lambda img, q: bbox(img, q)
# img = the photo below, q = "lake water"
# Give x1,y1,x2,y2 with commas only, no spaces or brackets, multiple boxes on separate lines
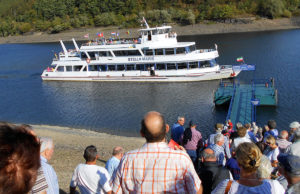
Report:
1,29,300,138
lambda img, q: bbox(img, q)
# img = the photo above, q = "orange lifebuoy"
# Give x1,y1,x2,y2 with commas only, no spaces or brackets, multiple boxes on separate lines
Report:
231,72,236,77
86,58,91,63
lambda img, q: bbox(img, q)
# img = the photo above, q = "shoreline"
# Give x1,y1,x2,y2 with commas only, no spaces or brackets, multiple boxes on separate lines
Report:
32,124,145,193
1,17,300,44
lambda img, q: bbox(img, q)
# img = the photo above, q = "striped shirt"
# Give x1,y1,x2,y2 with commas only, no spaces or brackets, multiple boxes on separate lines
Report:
111,142,201,194
31,167,48,194
212,179,285,194
208,133,231,159
208,144,226,166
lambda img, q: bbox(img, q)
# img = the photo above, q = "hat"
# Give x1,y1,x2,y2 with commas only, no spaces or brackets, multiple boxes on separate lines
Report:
278,154,300,176
189,120,196,127
289,121,300,129
215,123,224,131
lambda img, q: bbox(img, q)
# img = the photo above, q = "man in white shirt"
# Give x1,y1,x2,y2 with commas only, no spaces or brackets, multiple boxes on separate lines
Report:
70,145,112,194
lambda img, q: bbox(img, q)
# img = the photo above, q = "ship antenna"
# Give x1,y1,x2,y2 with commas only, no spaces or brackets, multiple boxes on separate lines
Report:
142,17,149,29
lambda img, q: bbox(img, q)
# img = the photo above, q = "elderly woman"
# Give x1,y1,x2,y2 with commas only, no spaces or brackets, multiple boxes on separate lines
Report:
257,155,273,180
263,135,280,169
212,142,284,194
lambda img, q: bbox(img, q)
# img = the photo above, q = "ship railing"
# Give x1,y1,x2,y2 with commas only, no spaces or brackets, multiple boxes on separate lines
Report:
82,39,142,46
195,49,216,53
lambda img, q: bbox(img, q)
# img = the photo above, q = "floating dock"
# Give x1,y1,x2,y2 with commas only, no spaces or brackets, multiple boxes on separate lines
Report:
214,78,277,125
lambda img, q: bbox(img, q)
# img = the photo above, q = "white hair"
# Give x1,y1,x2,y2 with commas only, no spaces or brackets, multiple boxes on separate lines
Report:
214,134,224,143
177,116,184,121
40,137,53,153
257,155,272,179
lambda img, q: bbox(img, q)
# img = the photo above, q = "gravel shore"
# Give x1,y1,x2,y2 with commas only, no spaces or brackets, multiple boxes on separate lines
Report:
1,17,300,44
33,124,145,193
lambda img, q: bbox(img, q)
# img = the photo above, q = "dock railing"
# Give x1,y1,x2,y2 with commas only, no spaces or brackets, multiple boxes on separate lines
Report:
225,79,237,122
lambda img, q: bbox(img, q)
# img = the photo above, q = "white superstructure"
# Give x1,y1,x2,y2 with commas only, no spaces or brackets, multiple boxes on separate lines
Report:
41,21,241,82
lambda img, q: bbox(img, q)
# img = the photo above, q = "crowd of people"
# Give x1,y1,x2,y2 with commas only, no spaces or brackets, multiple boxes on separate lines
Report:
1,112,300,194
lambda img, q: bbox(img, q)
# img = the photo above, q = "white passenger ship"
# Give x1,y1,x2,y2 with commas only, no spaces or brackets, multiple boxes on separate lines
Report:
41,20,241,82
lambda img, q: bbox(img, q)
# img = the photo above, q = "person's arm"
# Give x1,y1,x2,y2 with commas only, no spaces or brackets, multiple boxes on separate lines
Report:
196,184,203,194
224,137,231,159
70,186,76,194
106,190,112,194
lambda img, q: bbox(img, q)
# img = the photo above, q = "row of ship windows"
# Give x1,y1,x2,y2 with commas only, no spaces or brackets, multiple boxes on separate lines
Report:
82,45,197,59
55,60,215,72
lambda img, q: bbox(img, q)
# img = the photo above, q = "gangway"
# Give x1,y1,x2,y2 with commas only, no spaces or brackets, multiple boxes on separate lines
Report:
214,78,277,126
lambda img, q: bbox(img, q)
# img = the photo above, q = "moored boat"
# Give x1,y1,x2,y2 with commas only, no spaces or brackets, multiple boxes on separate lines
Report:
41,19,241,82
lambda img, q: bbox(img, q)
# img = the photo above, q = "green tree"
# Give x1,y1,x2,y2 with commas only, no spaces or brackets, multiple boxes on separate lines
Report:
257,0,285,18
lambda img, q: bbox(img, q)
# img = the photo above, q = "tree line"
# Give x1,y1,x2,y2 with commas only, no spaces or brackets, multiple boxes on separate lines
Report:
0,0,299,37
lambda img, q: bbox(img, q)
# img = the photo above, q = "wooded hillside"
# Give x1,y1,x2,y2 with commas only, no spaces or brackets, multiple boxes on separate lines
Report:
0,0,299,37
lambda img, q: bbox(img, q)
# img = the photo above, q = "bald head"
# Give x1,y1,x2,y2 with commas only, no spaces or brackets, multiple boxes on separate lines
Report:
202,148,216,162
141,111,166,142
280,130,289,140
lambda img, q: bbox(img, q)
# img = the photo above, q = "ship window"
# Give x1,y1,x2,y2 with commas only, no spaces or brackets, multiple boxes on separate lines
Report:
117,65,125,71
143,49,153,56
167,63,176,70
156,63,165,70
81,52,87,59
189,45,196,52
127,50,141,56
176,47,185,54
189,62,198,69
114,50,126,56
100,65,107,71
177,63,187,69
210,59,217,66
87,52,96,60
154,49,164,56
57,66,64,72
74,66,82,71
99,51,112,57
200,60,211,68
89,65,98,71
83,67,87,71
126,64,135,71
66,66,72,72
136,64,144,70
152,30,158,35
108,65,115,71
165,48,174,55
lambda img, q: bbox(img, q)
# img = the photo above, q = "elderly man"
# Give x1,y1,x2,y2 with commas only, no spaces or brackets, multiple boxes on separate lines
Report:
40,137,59,194
208,134,227,166
111,111,202,193
70,145,112,194
197,148,231,194
207,123,231,160
289,121,300,142
171,116,185,143
0,123,41,194
286,128,300,156
278,154,300,193
105,146,124,177
276,130,292,153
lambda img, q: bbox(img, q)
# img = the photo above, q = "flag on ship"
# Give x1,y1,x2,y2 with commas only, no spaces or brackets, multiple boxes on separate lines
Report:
116,32,119,37
111,32,116,36
126,31,130,35
236,57,244,62
84,33,89,38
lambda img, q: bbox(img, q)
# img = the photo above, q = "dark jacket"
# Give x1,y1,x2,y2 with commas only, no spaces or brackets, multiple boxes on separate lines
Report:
197,161,231,194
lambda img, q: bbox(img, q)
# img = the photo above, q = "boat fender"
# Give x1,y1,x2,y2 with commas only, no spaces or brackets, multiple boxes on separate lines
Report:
86,58,91,63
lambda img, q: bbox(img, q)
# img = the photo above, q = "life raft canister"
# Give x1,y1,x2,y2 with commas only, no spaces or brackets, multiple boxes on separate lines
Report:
86,58,91,63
